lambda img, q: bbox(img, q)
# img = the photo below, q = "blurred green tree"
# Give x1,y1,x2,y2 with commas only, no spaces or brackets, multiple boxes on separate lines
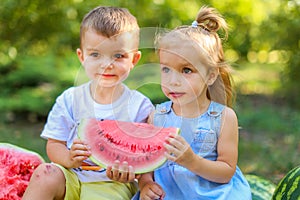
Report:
260,0,300,108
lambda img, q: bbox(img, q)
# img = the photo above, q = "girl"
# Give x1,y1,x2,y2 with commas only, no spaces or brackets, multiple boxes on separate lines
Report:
135,6,252,200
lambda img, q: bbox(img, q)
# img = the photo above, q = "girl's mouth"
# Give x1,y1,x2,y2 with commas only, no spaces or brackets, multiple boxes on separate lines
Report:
169,92,184,98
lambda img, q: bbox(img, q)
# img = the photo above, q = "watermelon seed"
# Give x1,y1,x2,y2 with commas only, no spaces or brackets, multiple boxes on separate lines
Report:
99,144,104,151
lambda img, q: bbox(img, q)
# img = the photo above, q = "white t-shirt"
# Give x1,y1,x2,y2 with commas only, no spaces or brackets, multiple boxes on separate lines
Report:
41,82,154,182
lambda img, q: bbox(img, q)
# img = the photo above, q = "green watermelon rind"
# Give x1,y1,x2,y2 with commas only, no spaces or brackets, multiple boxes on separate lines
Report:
245,174,276,200
0,143,45,163
78,119,180,174
272,166,300,200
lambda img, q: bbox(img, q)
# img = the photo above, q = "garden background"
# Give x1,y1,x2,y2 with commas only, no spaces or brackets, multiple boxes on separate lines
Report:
0,0,299,185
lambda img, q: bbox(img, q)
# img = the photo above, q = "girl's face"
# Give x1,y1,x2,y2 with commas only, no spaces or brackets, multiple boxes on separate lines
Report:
77,29,140,88
159,49,212,107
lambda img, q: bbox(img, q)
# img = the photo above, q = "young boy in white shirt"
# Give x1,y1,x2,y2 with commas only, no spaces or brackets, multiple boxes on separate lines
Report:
23,6,153,200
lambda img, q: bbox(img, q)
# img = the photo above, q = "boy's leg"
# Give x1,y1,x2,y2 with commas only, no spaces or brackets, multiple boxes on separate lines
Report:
80,181,137,200
22,163,66,200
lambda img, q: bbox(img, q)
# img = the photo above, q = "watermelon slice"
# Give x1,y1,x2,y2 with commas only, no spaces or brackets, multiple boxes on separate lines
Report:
78,119,179,173
0,143,44,200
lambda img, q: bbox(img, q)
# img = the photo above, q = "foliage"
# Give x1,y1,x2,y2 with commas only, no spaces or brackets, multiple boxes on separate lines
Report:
259,0,300,109
0,53,79,116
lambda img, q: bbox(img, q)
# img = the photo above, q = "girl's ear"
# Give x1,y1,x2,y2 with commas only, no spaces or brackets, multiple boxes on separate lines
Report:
76,48,84,64
207,68,219,86
132,51,142,66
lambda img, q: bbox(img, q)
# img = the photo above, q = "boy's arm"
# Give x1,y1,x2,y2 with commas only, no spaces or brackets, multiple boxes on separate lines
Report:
46,138,91,168
105,160,139,183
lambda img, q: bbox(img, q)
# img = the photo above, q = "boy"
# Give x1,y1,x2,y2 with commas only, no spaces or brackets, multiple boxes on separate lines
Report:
22,6,153,200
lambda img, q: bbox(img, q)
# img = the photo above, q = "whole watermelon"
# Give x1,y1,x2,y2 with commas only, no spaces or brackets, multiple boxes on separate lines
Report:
0,143,44,200
245,174,276,200
272,166,300,200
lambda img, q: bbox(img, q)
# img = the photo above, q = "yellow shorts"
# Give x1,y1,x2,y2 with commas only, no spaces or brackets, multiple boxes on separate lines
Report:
54,164,137,200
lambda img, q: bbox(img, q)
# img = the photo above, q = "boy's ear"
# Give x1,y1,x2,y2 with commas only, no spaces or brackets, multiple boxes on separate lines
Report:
207,68,219,86
132,51,141,66
76,48,84,64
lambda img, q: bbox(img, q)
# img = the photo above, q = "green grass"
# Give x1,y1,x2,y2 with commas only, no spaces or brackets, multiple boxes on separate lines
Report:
0,118,48,161
235,95,300,184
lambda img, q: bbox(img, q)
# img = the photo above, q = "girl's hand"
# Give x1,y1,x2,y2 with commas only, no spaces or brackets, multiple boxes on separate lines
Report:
164,133,196,167
140,182,165,200
69,138,91,168
106,160,140,183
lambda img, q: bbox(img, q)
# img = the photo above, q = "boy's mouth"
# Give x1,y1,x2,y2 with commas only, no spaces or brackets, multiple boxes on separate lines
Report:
99,73,115,78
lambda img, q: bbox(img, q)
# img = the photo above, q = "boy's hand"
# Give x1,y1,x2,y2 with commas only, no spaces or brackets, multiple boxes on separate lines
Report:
140,182,165,200
164,133,195,168
69,138,91,168
106,160,140,183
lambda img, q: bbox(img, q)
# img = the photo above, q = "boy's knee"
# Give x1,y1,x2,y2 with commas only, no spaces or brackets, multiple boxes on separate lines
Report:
31,163,65,184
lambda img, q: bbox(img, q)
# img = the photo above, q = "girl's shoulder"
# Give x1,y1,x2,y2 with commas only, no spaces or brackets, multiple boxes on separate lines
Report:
222,106,238,123
207,101,225,117
208,101,237,118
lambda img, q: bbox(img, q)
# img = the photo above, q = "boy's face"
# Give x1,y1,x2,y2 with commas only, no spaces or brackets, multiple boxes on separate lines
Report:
77,29,140,88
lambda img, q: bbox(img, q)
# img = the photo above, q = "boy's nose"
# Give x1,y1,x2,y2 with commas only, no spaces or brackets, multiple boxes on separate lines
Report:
99,57,114,69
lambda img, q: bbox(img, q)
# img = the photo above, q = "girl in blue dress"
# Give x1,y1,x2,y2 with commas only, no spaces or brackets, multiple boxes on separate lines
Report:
134,6,252,200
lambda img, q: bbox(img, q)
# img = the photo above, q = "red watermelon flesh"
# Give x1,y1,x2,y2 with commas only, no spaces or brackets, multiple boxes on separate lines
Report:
78,119,179,173
0,143,44,200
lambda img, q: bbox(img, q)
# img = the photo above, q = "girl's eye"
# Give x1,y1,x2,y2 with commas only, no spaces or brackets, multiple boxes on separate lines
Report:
114,53,124,59
182,67,192,74
161,66,170,73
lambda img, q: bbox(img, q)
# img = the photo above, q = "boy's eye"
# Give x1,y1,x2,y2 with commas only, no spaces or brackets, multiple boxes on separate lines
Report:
114,53,124,59
182,67,192,74
90,52,100,57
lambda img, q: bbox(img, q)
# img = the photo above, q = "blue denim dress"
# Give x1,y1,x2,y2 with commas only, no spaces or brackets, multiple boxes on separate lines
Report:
133,101,252,200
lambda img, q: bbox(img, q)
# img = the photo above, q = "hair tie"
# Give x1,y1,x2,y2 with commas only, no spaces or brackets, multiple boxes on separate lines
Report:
191,20,198,28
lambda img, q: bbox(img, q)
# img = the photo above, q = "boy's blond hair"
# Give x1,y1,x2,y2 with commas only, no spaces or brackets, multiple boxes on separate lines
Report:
79,6,139,48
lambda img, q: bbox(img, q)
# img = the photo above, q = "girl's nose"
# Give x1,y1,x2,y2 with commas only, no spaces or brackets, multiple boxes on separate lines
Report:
169,72,181,86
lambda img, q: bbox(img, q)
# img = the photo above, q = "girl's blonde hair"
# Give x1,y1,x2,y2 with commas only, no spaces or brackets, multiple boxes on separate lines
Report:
157,6,234,107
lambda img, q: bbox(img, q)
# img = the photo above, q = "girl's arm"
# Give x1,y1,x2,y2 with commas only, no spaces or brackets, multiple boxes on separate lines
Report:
46,138,91,168
165,107,238,183
138,172,165,200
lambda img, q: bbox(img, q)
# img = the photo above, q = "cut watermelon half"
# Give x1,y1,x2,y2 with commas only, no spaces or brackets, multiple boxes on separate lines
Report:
0,143,44,200
78,119,179,174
